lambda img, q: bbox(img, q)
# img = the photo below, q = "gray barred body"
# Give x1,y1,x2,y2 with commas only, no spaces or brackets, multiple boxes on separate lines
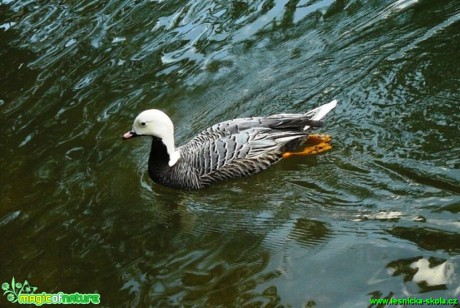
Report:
123,100,337,190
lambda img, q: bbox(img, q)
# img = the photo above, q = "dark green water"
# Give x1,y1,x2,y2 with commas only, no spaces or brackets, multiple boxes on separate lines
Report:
1,0,460,306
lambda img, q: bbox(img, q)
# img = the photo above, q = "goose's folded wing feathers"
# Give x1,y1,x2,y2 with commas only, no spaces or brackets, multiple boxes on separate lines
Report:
184,114,322,149
180,128,305,184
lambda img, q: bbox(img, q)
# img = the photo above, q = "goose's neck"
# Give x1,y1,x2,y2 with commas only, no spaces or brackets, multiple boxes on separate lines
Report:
149,136,180,168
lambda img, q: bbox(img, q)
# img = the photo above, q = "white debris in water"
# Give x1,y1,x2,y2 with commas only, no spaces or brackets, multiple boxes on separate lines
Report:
353,211,404,221
411,258,455,286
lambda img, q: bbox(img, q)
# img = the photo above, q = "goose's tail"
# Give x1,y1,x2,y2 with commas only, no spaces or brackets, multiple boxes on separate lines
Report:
304,100,338,130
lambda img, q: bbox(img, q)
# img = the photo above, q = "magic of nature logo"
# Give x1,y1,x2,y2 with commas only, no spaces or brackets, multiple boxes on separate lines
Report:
2,277,100,306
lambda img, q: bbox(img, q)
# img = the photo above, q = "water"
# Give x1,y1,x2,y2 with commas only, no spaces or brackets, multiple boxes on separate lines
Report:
1,0,459,306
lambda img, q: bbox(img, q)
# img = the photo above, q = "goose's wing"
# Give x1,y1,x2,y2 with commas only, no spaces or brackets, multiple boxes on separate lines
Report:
184,115,322,149
180,127,306,187
183,117,264,150
183,100,337,147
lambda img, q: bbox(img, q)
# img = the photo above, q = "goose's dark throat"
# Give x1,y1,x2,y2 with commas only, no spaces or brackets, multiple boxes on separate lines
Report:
148,137,171,168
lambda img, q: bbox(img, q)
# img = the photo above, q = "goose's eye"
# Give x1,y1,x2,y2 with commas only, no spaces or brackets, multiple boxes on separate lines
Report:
141,122,146,126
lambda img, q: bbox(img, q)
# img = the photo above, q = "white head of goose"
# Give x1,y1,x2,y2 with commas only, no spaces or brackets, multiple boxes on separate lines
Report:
123,109,180,167
123,100,337,190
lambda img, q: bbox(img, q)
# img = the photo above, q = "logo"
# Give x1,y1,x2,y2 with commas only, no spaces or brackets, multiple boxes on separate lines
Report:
2,278,100,305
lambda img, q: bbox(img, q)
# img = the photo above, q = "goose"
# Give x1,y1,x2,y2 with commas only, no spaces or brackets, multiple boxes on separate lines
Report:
123,100,337,189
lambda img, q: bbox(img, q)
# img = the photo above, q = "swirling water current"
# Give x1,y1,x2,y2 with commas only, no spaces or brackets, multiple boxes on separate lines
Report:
1,0,459,306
